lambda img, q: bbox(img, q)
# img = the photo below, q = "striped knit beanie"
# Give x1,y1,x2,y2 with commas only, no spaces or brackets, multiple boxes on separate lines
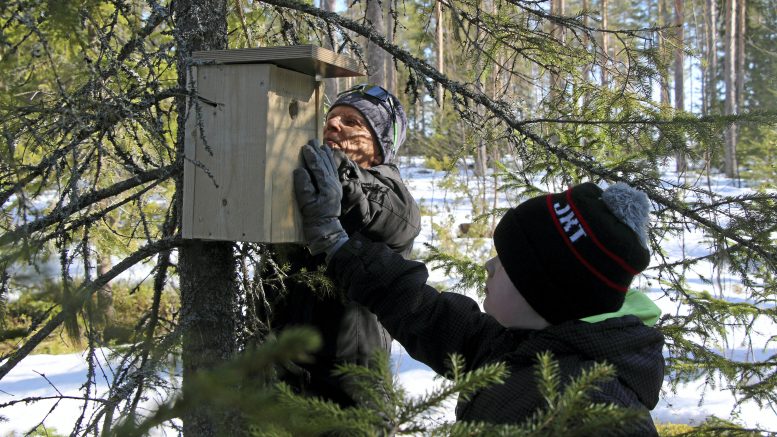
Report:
329,91,407,164
493,182,652,324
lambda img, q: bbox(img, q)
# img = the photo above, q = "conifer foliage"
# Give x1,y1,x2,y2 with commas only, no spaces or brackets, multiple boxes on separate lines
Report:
1,0,776,435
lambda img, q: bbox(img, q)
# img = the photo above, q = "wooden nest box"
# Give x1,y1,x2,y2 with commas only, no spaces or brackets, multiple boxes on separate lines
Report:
183,45,365,243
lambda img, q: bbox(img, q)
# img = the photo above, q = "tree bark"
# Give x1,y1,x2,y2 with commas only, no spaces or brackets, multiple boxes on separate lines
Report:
178,241,240,436
601,0,609,87
704,0,718,116
723,0,738,177
674,0,687,172
322,0,339,104
366,0,387,87
173,1,242,435
735,0,746,113
436,0,444,109
386,4,396,93
474,0,492,178
658,0,671,105
549,0,565,97
581,0,591,108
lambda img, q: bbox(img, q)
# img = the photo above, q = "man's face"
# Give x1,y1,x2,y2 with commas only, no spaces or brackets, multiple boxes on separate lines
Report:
483,256,550,329
324,105,382,168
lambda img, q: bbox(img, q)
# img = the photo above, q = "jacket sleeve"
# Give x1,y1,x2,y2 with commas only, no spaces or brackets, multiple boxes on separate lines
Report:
335,152,421,257
328,233,509,376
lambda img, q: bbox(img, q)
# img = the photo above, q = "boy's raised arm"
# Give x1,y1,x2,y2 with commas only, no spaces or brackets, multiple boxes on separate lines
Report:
327,234,509,375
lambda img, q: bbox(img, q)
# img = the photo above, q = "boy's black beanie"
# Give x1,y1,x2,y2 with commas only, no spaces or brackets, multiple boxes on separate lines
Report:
493,183,651,324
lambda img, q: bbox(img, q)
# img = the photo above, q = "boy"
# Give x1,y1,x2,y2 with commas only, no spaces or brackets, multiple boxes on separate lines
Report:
293,143,665,435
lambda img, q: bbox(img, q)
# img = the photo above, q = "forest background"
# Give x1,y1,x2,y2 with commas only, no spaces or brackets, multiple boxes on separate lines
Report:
1,0,776,435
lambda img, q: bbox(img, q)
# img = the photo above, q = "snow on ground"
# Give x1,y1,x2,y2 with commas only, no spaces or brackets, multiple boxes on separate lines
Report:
1,156,776,435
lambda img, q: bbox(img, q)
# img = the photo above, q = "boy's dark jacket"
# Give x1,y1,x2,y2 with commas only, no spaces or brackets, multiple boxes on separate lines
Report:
329,234,666,435
271,154,420,406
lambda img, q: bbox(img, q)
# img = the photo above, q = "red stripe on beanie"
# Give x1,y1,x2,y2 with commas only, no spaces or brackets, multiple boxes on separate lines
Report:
546,194,628,293
565,189,640,275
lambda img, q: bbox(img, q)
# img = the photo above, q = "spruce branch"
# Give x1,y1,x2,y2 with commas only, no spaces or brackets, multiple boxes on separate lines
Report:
0,164,179,247
0,237,181,380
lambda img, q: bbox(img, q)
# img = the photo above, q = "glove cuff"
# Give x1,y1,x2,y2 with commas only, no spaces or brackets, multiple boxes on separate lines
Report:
324,234,350,264
307,223,348,257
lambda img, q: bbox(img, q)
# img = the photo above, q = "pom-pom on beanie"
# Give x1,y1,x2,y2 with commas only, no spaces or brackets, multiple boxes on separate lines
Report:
329,91,407,164
493,182,651,324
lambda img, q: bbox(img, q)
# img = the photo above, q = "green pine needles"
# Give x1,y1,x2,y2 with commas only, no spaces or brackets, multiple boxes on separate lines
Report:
126,334,650,436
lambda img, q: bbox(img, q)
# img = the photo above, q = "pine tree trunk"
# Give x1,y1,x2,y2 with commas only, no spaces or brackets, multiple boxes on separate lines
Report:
581,0,591,108
549,0,565,97
601,0,609,87
474,0,491,178
674,0,687,172
735,0,746,113
658,0,671,105
366,0,387,87
322,0,339,104
723,0,738,177
173,1,242,435
436,0,444,109
704,0,718,116
386,5,396,93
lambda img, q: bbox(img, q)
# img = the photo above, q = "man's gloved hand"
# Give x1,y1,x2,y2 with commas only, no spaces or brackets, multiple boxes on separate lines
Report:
329,147,369,224
293,139,349,260
330,147,349,173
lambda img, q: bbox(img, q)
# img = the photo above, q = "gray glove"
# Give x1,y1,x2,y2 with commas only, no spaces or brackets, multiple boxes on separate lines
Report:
293,139,349,260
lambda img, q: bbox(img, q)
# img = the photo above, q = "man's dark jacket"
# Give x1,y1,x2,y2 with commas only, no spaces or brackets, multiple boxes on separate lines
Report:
328,234,666,435
271,152,420,407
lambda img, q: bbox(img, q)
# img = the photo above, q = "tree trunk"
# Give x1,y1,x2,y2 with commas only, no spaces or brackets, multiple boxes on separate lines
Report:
658,0,671,105
366,0,387,87
386,5,396,93
674,0,687,172
436,0,444,109
601,0,609,87
581,0,591,108
474,0,492,178
704,0,718,116
173,1,242,435
322,0,339,104
723,0,738,178
735,0,746,113
550,0,565,97
178,242,240,436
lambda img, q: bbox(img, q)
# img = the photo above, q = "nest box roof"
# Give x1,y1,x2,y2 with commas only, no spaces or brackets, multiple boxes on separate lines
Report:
192,45,366,78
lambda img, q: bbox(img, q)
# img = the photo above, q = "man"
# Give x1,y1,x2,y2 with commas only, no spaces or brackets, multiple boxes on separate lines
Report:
270,84,421,407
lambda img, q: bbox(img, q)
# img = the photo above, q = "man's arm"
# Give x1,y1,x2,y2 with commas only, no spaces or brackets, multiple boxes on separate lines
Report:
333,149,421,256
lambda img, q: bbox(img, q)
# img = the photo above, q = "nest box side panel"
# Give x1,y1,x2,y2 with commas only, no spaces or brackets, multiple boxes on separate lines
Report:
264,66,322,242
182,67,198,239
184,63,270,241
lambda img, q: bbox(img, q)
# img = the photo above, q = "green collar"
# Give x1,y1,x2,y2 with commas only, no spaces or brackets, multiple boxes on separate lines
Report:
581,289,661,326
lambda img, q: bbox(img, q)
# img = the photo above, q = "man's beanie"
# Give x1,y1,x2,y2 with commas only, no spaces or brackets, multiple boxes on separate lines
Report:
329,90,407,164
493,182,652,324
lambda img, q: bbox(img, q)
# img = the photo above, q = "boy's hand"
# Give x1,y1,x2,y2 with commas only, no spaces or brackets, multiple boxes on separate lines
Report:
293,140,349,259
